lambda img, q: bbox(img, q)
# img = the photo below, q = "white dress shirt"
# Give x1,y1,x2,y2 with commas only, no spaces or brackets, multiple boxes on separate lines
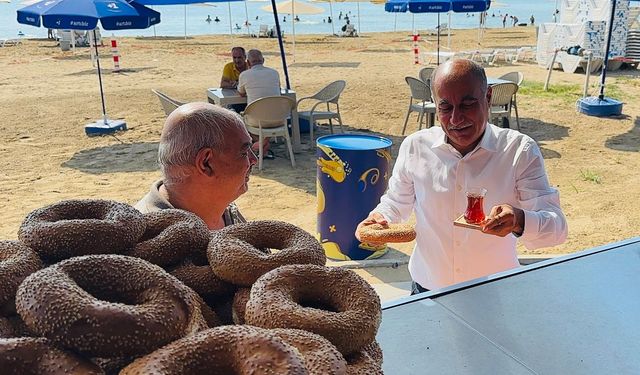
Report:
237,64,281,105
373,124,568,290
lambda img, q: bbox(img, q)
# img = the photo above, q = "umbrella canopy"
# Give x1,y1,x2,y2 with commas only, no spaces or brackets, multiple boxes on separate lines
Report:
385,0,489,64
261,0,324,61
18,0,160,30
17,0,161,135
136,0,247,37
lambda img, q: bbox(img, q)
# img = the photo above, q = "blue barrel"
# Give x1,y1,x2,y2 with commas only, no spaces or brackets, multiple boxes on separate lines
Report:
317,134,393,260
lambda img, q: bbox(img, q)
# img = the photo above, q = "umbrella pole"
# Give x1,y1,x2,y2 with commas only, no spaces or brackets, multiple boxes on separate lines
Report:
292,2,296,62
357,2,361,34
329,1,335,36
93,30,108,124
599,0,616,100
447,11,451,48
271,0,291,89
228,2,233,35
244,0,250,36
437,13,440,65
184,5,187,40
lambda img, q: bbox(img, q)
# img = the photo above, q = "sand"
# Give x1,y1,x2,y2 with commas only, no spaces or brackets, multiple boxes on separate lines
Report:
1,27,639,259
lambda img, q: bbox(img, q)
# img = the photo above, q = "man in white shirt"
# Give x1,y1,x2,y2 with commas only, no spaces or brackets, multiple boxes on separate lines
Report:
356,59,568,293
237,49,281,156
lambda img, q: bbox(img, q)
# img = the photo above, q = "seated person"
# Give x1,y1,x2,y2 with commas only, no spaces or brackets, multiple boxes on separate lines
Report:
237,49,282,158
136,102,257,229
220,46,249,112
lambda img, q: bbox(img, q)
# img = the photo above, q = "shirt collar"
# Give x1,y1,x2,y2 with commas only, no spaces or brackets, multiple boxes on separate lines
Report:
432,123,498,154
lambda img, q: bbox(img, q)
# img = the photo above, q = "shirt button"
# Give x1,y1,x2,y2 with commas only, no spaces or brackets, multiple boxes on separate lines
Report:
457,185,462,191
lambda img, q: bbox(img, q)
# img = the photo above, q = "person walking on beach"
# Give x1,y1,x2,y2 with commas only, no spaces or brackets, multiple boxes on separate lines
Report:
355,59,568,294
237,49,281,159
502,14,508,28
135,103,255,229
512,15,519,27
530,15,535,25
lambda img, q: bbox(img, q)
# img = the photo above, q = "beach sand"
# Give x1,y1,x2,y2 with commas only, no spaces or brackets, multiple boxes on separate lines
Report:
1,27,639,276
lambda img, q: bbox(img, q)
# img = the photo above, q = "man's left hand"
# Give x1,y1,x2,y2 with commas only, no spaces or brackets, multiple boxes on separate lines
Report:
481,204,524,237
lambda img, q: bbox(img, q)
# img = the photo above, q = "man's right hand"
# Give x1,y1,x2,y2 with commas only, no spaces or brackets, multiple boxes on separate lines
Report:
355,212,388,244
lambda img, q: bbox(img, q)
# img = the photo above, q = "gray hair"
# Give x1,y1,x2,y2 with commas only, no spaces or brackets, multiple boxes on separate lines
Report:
158,103,244,185
431,58,488,98
247,49,264,66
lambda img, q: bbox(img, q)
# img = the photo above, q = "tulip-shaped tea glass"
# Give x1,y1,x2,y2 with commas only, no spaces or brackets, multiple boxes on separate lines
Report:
464,187,487,224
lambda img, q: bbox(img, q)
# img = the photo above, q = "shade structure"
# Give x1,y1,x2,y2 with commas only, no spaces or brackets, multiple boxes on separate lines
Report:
385,0,489,64
17,0,161,135
577,0,639,117
136,0,248,38
262,0,324,61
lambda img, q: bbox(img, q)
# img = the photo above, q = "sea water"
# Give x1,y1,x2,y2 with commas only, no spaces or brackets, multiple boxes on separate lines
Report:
0,0,562,39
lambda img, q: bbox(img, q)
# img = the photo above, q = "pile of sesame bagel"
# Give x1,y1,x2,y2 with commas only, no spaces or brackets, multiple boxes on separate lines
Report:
0,199,384,375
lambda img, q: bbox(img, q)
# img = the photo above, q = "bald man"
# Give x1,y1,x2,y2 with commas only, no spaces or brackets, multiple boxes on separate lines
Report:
356,59,567,294
136,102,258,230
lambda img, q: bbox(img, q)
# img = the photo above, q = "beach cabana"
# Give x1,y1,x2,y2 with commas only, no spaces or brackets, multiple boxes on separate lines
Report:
17,0,161,136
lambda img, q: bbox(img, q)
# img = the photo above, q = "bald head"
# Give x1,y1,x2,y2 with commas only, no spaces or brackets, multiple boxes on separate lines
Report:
431,59,487,98
247,49,264,66
158,102,245,184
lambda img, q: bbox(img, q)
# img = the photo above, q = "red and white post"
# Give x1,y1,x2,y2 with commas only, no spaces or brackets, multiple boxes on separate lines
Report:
412,33,420,65
110,37,121,72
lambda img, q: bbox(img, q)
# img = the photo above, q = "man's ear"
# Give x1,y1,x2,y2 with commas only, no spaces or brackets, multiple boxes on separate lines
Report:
195,148,215,177
486,86,493,104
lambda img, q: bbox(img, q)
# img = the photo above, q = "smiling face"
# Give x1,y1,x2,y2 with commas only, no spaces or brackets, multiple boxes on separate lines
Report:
432,60,492,156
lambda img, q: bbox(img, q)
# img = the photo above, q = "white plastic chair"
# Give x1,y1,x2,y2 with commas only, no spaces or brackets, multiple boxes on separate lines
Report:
258,24,269,38
418,67,434,84
489,82,519,130
498,72,524,131
151,89,185,116
296,80,346,142
402,76,436,135
243,96,296,171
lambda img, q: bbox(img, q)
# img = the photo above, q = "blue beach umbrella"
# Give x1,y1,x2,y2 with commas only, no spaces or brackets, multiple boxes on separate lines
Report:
385,0,489,64
17,0,161,136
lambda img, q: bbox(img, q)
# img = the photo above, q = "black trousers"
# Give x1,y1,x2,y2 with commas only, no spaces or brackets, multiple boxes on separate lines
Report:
411,281,430,295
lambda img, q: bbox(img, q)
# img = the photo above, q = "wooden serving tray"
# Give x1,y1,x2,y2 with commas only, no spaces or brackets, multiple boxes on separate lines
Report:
453,215,483,231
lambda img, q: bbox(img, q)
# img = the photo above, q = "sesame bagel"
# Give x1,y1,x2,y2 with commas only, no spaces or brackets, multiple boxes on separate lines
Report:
0,337,105,375
120,325,308,375
169,256,235,298
15,255,208,357
271,328,347,375
358,223,416,243
18,199,145,263
245,264,382,356
231,287,251,324
128,209,210,267
0,241,43,308
345,341,383,375
208,220,326,287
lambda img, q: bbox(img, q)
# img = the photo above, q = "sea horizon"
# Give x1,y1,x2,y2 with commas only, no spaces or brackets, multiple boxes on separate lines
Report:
1,0,562,39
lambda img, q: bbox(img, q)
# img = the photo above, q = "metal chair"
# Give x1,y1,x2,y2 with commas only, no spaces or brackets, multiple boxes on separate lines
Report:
418,67,434,85
497,72,524,131
489,82,519,130
296,80,346,142
151,89,185,116
402,76,436,135
243,96,296,171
